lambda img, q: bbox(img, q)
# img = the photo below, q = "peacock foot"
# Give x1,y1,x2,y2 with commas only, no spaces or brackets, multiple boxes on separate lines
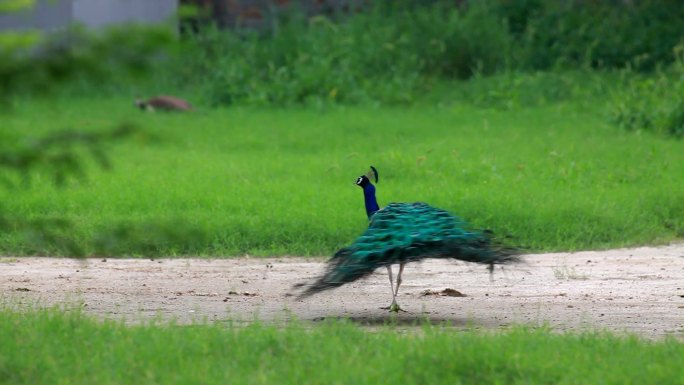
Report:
381,303,406,313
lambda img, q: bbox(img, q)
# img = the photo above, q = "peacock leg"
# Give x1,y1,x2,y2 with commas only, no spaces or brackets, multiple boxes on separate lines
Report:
380,265,399,311
387,265,396,304
394,263,405,297
389,263,406,312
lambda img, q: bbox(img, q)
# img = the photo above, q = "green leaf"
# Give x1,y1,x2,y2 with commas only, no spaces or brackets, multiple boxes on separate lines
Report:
0,30,43,52
0,0,35,13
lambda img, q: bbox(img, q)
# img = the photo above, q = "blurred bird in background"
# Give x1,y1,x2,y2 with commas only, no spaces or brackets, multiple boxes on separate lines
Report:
134,95,194,112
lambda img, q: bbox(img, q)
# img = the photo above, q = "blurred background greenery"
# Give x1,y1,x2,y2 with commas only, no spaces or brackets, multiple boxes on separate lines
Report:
1,0,682,256
5,0,684,132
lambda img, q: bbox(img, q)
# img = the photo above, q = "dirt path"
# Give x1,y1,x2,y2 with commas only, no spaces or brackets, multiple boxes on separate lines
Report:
2,244,683,338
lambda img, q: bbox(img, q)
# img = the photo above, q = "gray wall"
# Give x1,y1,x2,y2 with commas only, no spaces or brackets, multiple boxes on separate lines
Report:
73,0,177,29
0,0,177,32
0,0,72,32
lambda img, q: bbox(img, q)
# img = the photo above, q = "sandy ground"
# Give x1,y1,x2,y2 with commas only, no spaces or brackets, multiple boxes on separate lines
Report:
2,244,683,338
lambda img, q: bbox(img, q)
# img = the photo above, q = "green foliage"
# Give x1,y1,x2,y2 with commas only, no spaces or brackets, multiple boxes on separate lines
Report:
0,124,140,188
520,0,684,71
0,125,147,257
0,22,174,256
1,308,683,385
168,1,512,107
151,0,684,108
0,0,34,13
0,25,173,104
1,96,682,257
0,122,142,255
1,1,683,258
611,61,684,138
447,70,617,109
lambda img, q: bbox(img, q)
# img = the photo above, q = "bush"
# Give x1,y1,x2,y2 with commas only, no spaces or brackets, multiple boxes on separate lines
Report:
169,1,513,107
611,55,684,138
159,0,684,107
520,0,684,71
448,70,615,109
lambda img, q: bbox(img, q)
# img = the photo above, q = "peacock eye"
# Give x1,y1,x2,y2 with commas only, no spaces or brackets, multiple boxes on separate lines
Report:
355,177,363,185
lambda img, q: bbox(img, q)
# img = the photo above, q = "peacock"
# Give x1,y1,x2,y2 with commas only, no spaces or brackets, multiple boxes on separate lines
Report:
298,166,521,312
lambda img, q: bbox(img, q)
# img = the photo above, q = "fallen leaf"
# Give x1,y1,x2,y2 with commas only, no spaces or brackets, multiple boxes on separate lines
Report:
441,288,466,297
421,288,466,297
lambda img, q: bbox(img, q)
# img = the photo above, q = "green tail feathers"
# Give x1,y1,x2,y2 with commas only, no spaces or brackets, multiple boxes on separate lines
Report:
299,202,521,298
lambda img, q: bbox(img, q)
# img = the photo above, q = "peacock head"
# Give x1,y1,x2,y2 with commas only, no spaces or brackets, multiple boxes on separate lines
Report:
355,175,371,188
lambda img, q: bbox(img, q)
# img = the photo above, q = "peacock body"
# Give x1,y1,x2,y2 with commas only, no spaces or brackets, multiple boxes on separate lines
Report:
299,167,521,311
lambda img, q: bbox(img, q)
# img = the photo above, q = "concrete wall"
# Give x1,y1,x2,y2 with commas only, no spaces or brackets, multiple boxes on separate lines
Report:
0,0,72,32
73,0,178,29
0,0,177,32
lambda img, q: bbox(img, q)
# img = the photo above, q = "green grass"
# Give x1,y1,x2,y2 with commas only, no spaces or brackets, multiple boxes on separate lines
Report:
0,308,682,385
1,93,683,256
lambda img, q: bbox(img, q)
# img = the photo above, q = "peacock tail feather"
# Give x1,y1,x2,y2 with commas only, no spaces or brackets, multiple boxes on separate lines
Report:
299,202,521,298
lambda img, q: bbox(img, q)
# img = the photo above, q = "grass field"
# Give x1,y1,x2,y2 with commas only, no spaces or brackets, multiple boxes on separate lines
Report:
2,76,682,385
1,93,682,256
0,307,682,385
4,8,684,383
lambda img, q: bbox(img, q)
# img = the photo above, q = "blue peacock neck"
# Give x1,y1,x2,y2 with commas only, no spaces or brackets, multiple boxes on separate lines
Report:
360,180,380,219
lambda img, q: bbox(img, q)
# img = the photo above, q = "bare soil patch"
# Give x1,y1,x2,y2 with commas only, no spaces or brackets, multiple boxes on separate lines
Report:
2,244,683,338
